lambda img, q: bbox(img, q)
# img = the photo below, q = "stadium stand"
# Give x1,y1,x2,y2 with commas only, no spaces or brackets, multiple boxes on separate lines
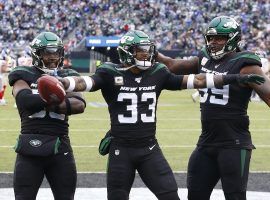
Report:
0,0,269,64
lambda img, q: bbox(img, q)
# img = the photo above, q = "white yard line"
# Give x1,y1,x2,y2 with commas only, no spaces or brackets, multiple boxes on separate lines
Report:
0,118,270,121
0,188,270,200
2,144,270,148
0,128,269,132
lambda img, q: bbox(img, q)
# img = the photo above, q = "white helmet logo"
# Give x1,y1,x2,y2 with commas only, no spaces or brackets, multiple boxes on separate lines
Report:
224,20,238,29
120,36,134,43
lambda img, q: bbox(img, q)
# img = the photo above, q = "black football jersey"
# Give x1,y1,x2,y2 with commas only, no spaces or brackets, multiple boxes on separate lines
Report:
8,66,79,136
197,48,262,148
91,62,183,139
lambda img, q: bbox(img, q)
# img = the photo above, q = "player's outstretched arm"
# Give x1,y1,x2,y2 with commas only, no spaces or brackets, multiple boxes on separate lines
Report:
240,65,270,107
156,52,199,75
47,92,86,115
181,73,265,89
59,76,94,92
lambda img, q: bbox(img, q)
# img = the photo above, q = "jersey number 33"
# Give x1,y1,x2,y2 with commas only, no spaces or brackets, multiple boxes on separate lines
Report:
117,92,156,123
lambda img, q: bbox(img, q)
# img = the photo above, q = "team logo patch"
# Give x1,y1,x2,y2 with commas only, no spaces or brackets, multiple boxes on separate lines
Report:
29,139,42,147
115,149,120,155
114,76,124,85
201,57,208,66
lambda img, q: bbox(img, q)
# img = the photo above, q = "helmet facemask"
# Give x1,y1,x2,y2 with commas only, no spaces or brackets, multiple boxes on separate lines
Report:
39,46,64,69
117,30,156,71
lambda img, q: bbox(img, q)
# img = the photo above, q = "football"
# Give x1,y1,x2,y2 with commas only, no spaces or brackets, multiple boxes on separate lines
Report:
37,75,66,104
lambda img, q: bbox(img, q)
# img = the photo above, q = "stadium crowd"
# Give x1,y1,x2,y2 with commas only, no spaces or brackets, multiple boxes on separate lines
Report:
0,0,269,56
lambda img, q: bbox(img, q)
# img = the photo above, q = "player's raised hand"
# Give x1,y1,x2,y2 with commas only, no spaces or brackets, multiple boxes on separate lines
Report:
238,74,265,85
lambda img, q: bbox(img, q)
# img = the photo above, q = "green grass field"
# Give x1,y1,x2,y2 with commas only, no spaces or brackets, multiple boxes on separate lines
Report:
1,85,270,172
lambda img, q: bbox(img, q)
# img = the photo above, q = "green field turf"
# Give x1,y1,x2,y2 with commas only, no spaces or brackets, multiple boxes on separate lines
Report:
1,85,270,172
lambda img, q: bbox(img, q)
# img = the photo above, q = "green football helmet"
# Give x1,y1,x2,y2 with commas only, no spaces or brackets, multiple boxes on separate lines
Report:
30,32,64,71
204,16,241,60
117,30,156,70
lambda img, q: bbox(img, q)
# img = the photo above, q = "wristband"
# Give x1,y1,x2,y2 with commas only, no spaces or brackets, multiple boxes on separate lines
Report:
206,73,215,88
66,77,76,92
187,74,195,89
82,76,93,91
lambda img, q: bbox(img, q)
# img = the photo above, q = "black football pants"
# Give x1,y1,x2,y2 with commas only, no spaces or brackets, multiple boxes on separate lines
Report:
13,152,77,200
107,141,180,200
187,146,251,200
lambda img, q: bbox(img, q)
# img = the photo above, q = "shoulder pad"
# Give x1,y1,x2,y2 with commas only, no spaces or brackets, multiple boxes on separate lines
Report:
97,62,123,75
149,62,167,75
57,68,80,77
230,51,262,67
8,66,38,86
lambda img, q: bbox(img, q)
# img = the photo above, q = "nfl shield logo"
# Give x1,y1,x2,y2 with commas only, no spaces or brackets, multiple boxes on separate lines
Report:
115,149,120,155
201,57,208,66
114,77,123,85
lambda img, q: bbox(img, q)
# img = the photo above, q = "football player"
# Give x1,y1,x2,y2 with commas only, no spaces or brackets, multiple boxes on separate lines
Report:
59,30,263,200
156,16,270,200
8,32,86,200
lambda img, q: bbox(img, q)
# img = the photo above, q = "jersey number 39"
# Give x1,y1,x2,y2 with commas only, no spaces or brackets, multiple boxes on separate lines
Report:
199,85,229,105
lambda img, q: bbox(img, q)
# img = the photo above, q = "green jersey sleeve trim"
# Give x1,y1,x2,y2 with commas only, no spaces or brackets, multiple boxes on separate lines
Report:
230,53,261,63
57,69,80,77
201,47,210,59
98,63,123,75
150,63,166,75
10,66,35,75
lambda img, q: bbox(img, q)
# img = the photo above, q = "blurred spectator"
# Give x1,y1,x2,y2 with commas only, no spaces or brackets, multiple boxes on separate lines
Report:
0,0,269,56
17,49,32,66
63,54,72,69
0,60,8,105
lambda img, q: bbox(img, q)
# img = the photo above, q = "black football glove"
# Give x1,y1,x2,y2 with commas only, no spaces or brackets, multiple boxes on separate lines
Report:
238,74,265,85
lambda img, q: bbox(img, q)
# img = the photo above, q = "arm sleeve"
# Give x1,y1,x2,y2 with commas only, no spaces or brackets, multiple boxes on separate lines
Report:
90,68,108,91
16,89,47,112
162,68,184,90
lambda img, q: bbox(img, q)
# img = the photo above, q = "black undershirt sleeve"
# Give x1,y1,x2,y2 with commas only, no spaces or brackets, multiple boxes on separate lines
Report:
163,68,184,90
16,89,47,112
90,73,106,91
